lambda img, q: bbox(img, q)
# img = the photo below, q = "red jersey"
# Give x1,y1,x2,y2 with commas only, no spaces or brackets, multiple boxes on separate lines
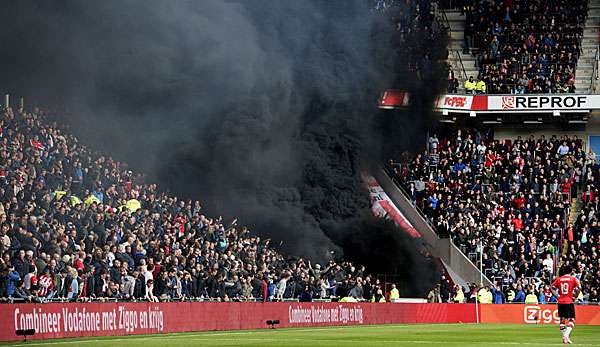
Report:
552,275,580,304
514,197,525,209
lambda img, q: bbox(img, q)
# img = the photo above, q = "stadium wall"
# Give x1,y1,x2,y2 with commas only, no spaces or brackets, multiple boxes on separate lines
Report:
374,168,493,286
2,302,600,341
480,304,600,325
1,302,472,341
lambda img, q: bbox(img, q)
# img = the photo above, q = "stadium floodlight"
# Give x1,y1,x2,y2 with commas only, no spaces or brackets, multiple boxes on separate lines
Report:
568,120,588,124
482,120,501,124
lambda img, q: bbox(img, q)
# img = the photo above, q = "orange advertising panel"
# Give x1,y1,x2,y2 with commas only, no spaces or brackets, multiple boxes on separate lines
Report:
481,304,600,325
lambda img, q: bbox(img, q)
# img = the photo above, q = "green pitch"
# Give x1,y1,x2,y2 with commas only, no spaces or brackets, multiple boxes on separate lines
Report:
3,324,600,347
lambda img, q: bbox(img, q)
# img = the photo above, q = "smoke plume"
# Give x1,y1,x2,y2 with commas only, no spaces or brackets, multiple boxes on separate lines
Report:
0,0,447,295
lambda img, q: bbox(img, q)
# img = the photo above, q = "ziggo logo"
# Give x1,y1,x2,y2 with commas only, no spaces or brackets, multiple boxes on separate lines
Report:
523,305,559,324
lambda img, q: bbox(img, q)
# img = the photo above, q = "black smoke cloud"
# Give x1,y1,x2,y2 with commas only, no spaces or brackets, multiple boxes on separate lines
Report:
0,1,446,295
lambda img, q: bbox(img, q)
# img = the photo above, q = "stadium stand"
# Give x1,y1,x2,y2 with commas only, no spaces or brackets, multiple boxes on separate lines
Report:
390,129,600,304
0,106,378,303
0,0,448,306
445,0,589,94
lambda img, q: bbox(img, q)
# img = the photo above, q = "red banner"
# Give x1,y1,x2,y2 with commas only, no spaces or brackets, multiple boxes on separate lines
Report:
3,302,599,341
480,304,600,325
0,302,475,341
363,173,421,238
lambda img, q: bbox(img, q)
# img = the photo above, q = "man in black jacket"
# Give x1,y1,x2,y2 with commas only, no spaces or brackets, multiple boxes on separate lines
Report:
84,265,96,298
56,268,69,298
13,250,29,278
133,271,145,299
94,270,108,297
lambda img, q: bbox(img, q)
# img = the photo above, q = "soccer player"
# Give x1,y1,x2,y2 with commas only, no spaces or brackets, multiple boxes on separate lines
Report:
551,264,581,344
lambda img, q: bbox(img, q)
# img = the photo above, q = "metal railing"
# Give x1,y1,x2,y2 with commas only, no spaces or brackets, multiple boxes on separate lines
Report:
591,45,599,93
3,294,599,305
449,50,468,82
437,6,451,33
384,165,442,236
0,296,339,304
437,0,463,10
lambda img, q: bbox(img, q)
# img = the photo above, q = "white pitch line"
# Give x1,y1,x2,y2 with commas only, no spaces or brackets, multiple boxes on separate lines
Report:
143,337,600,347
23,337,594,347
4,325,414,347
6,324,586,347
10,336,599,347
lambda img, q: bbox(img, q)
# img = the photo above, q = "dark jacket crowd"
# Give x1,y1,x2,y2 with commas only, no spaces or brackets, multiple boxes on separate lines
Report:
392,129,599,303
457,0,587,94
0,106,385,303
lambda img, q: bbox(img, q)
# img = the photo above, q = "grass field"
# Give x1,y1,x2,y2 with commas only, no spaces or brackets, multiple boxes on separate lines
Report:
3,324,600,347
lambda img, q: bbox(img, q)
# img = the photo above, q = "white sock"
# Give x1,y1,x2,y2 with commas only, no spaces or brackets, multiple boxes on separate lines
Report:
565,326,572,338
560,324,567,338
566,321,574,338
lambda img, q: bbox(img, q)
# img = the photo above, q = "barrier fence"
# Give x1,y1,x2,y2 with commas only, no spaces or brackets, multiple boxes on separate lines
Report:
2,302,600,341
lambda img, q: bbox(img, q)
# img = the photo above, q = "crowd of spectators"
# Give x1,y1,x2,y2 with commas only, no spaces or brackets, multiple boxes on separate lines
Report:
375,0,448,80
460,0,587,94
0,105,387,303
435,276,599,304
571,151,600,302
391,129,599,303
0,0,450,305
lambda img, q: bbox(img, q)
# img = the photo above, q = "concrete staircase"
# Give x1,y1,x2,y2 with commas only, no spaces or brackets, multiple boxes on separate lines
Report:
444,9,478,93
575,0,600,94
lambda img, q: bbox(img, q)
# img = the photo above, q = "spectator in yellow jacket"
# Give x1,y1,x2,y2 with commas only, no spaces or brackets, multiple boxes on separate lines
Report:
389,284,400,302
525,290,539,304
464,76,476,94
475,77,486,94
453,285,465,303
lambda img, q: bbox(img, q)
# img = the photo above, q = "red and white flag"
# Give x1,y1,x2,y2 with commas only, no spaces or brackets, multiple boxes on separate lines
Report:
30,139,45,150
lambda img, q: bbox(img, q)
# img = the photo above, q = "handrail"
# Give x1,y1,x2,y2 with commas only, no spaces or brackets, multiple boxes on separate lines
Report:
383,166,443,237
452,50,468,81
438,6,451,32
2,295,599,305
591,44,599,93
597,45,600,80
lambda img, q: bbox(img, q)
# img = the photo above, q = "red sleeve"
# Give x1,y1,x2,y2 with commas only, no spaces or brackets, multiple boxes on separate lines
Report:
551,277,559,288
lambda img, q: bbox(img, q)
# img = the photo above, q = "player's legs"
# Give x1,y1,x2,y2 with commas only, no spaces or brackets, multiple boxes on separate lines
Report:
559,318,569,343
563,304,576,344
557,304,570,344
565,319,575,342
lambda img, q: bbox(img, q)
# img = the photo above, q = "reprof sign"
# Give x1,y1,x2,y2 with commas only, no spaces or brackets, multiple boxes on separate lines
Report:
498,95,588,110
433,94,599,113
379,91,600,112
